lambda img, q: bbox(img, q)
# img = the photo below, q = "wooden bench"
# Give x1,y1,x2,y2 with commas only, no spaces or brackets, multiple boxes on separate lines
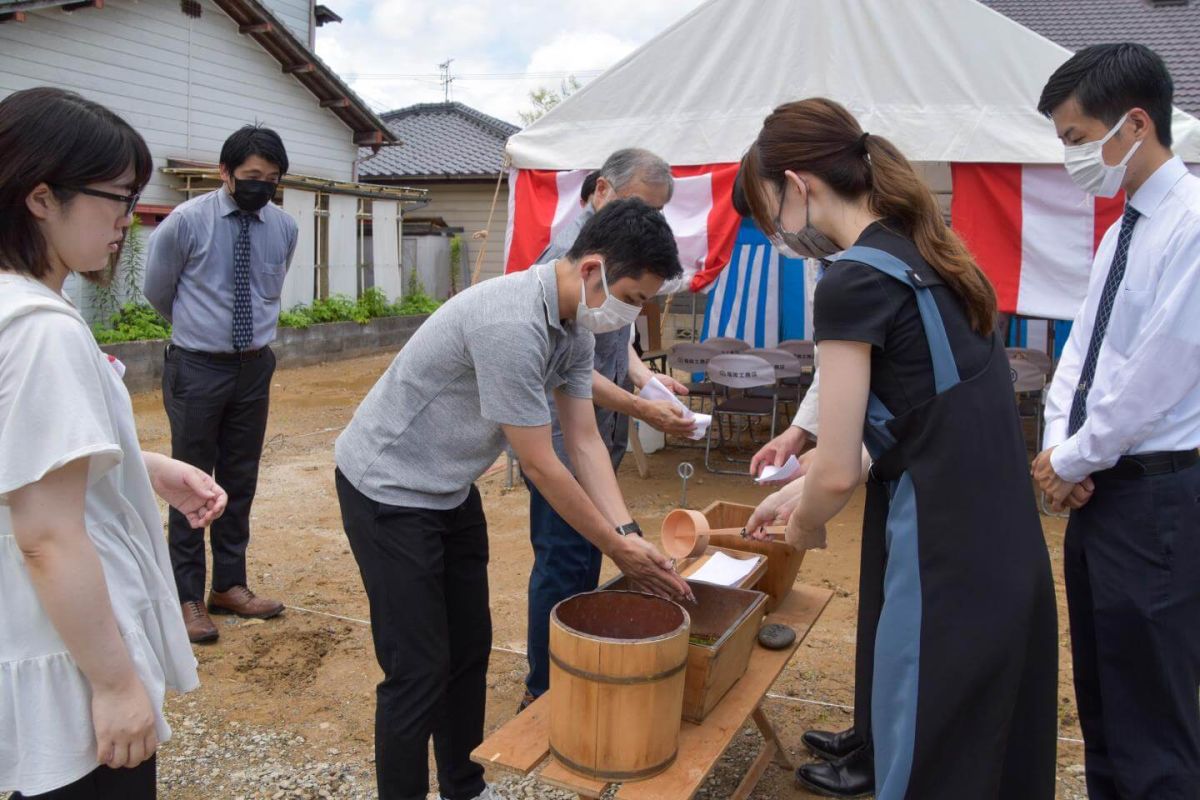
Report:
472,583,833,799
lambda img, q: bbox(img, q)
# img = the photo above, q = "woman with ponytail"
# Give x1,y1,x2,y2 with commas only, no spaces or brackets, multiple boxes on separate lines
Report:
742,98,1057,800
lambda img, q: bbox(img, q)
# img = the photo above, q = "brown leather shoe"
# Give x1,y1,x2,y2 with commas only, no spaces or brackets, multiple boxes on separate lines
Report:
181,601,219,644
207,585,284,620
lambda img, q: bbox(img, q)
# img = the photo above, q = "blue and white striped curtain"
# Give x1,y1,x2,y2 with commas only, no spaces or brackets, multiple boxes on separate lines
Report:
701,219,811,346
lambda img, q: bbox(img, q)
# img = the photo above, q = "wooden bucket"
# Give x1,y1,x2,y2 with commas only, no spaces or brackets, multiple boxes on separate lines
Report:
549,591,690,781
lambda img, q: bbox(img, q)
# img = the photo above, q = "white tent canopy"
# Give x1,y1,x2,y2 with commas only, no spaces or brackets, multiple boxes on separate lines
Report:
506,0,1200,169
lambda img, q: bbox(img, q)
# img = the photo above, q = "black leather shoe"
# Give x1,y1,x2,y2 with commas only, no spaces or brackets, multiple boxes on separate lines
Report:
802,726,864,761
795,745,874,798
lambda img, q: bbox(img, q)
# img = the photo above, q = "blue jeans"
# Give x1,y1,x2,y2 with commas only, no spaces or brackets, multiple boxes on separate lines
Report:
525,479,603,698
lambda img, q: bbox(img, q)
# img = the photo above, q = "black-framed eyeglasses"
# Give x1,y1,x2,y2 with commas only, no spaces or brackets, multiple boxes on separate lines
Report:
58,186,141,217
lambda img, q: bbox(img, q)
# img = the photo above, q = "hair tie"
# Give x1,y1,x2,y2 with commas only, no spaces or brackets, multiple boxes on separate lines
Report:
859,132,871,154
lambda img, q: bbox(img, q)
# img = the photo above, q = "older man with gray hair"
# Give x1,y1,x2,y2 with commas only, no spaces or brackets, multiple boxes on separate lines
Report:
519,148,695,710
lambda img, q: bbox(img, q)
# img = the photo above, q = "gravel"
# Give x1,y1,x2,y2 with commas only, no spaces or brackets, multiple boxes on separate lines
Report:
0,702,1091,800
156,701,371,800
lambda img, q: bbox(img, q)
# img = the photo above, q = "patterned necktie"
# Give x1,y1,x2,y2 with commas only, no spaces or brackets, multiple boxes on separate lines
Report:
232,212,253,352
1067,203,1141,436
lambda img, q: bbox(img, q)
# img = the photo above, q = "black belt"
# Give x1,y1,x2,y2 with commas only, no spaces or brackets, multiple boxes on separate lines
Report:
1098,450,1199,479
169,344,268,363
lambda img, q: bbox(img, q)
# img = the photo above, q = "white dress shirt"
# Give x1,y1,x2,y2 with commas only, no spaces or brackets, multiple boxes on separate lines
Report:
1045,157,1200,483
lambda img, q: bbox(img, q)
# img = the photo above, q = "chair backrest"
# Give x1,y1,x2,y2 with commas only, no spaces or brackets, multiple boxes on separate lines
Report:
707,354,776,389
777,339,816,371
1009,358,1046,394
744,348,805,379
668,342,715,373
702,336,750,355
1005,347,1052,376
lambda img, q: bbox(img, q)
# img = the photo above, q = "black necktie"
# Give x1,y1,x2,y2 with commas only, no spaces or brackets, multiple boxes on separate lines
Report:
232,213,253,351
1068,204,1141,436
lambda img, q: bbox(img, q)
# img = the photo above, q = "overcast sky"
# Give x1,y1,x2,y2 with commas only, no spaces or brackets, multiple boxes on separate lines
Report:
315,0,707,125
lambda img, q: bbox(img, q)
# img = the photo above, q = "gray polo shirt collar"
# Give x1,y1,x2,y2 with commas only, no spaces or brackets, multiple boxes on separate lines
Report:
535,260,569,333
216,186,266,222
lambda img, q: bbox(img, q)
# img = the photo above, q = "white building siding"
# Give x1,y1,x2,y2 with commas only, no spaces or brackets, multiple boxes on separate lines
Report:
259,0,312,46
411,182,511,283
0,0,356,208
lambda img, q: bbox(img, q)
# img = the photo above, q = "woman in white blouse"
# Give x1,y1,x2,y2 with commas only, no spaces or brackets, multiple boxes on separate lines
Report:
0,87,227,799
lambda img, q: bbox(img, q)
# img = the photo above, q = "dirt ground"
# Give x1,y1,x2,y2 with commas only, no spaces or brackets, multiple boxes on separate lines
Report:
118,348,1088,800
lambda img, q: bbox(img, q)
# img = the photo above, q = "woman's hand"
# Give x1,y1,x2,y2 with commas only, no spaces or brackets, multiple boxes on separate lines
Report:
91,674,157,769
144,453,227,529
749,426,809,482
745,476,808,539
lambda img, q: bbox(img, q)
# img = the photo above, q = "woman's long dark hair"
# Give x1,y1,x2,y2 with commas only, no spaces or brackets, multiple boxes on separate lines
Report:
0,87,152,284
741,98,997,335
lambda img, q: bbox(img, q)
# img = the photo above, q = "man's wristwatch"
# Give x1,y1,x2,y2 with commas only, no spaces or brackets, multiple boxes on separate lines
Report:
616,521,643,538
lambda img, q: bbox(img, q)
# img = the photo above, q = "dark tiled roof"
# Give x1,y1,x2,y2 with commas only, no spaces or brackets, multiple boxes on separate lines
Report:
358,102,520,180
983,0,1200,115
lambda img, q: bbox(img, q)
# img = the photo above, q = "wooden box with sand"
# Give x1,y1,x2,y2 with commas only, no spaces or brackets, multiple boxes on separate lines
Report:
602,576,767,723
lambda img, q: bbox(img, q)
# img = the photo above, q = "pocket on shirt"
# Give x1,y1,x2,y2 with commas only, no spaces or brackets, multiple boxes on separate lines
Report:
258,262,287,300
1107,288,1154,356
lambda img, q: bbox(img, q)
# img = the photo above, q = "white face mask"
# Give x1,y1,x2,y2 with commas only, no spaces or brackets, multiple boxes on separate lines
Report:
1064,112,1143,198
575,260,642,334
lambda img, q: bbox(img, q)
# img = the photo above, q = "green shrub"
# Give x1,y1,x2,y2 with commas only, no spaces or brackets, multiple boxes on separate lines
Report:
93,286,437,343
278,306,315,329
396,269,441,316
356,286,392,319
92,302,171,344
307,295,364,324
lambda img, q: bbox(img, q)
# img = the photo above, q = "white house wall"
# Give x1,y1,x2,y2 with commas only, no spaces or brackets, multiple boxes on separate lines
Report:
0,0,357,209
258,0,312,46
281,188,318,309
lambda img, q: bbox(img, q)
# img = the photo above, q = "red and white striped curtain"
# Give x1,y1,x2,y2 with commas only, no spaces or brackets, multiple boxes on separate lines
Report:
504,161,1192,323
503,164,741,292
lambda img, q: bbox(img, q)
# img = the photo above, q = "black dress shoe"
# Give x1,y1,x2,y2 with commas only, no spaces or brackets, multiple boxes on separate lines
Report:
802,726,865,761
795,745,874,798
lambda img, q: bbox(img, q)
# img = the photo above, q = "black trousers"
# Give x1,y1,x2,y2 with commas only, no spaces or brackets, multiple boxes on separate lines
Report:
162,345,275,603
1065,461,1200,799
11,756,155,799
335,470,491,800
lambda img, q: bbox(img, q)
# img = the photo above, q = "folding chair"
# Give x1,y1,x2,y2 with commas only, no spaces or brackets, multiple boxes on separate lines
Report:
704,353,778,474
668,342,720,416
1006,347,1053,377
1010,357,1048,451
702,336,751,355
778,339,816,369
744,348,805,419
1008,357,1064,518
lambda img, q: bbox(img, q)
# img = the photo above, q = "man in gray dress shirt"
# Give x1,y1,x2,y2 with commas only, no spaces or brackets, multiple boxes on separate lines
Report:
144,125,298,643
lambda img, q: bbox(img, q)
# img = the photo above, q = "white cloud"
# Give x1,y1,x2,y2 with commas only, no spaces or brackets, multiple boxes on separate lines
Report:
314,0,706,124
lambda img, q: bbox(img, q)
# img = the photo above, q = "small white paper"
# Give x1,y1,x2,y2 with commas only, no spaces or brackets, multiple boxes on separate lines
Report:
755,454,801,484
639,376,711,441
687,551,763,587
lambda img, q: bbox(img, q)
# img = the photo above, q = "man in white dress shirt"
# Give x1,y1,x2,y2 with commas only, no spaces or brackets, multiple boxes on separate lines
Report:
1034,43,1200,800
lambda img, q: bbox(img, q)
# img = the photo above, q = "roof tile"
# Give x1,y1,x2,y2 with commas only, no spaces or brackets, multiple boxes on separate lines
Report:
358,102,519,179
983,0,1200,115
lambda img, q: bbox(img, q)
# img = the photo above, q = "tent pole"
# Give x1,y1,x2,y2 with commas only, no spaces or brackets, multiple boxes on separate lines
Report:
691,292,698,341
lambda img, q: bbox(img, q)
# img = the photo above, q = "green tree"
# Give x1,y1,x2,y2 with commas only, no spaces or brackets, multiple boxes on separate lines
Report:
518,75,582,126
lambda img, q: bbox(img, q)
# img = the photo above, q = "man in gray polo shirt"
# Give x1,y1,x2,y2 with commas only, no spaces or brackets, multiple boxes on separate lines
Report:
520,148,698,710
334,198,691,800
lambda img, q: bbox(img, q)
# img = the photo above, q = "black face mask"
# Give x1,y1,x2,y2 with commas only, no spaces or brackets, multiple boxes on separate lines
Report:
231,178,276,212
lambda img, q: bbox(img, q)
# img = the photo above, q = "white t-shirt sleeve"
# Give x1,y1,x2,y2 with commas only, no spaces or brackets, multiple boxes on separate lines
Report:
0,310,122,502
